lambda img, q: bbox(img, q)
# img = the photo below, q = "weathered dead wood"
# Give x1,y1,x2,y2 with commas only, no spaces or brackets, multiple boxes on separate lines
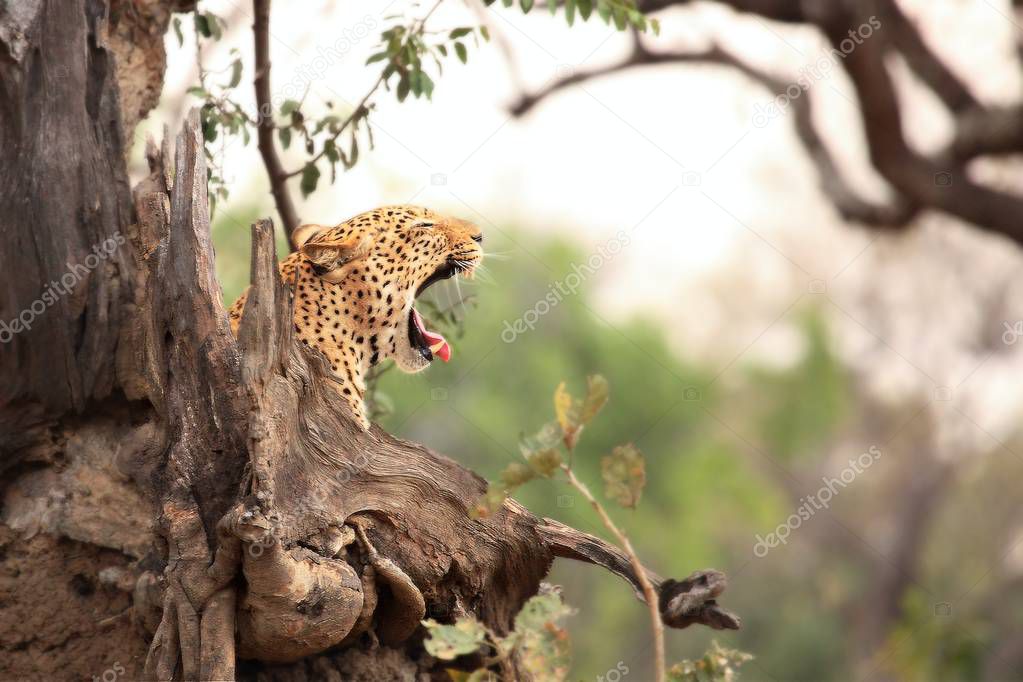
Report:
0,0,135,417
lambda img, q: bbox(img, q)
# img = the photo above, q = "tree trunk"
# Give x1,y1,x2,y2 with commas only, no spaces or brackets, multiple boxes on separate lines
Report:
0,3,736,680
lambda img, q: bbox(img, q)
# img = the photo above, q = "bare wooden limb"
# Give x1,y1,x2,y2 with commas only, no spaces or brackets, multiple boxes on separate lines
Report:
511,39,912,227
511,1,1023,243
882,0,978,113
253,0,301,239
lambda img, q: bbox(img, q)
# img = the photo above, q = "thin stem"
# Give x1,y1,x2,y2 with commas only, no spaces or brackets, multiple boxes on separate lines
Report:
561,464,665,682
252,0,301,239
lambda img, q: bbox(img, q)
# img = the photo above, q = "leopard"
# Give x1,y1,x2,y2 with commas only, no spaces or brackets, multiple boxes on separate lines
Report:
229,205,483,428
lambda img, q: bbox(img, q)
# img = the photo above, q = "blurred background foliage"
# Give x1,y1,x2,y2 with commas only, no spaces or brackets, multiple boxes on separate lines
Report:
211,206,1004,681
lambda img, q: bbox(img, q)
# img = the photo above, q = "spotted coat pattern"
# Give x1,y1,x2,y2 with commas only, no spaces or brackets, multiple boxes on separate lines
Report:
229,205,483,428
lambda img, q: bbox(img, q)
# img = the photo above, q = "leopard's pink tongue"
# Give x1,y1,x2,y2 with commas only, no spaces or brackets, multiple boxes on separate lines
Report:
412,308,451,362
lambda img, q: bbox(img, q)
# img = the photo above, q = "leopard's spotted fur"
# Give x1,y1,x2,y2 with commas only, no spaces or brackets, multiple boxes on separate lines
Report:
229,206,482,427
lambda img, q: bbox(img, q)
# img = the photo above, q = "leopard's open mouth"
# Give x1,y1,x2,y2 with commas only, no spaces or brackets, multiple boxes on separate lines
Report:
407,258,468,363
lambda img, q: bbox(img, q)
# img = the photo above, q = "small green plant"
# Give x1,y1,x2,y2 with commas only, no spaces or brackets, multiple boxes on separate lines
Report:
423,376,751,680
424,586,573,680
668,641,753,682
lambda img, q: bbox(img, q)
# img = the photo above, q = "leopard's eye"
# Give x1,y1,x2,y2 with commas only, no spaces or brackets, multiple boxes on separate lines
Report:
409,220,435,230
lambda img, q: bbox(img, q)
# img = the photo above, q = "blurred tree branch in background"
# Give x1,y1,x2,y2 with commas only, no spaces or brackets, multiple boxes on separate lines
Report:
511,0,1023,243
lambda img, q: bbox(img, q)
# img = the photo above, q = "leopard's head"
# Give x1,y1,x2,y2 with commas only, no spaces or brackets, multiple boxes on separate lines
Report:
291,205,483,377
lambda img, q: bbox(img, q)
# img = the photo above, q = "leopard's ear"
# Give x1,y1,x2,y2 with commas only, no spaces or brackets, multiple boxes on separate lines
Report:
300,230,373,281
292,223,329,249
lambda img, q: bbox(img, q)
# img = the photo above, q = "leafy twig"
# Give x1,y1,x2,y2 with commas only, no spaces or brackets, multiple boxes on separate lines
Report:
561,464,665,681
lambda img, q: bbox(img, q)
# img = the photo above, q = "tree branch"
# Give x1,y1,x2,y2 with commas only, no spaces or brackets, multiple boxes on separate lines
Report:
510,39,913,227
511,0,1023,242
882,0,979,113
253,0,300,240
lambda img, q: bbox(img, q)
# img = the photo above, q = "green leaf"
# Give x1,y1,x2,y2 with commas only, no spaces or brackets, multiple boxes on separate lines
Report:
396,74,411,102
502,0,514,6
519,420,562,460
554,381,581,450
521,0,534,13
324,138,339,163
612,6,628,30
565,0,576,26
410,68,423,97
501,461,536,488
526,448,562,477
186,86,209,99
207,12,224,40
228,59,243,88
436,43,448,57
347,136,359,169
299,162,320,198
277,126,292,150
480,26,491,41
449,27,473,39
366,51,389,65
472,484,509,518
472,462,537,517
668,641,754,682
601,443,646,509
172,17,184,47
422,618,488,660
577,0,593,20
194,13,212,38
418,71,435,99
628,9,646,31
579,374,609,425
513,591,573,680
651,17,661,36
280,99,301,116
454,42,468,64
